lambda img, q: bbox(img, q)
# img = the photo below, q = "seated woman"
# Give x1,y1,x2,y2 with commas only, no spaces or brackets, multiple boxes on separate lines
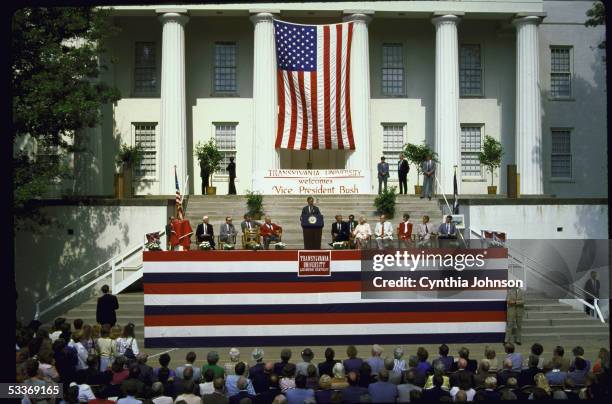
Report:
352,216,372,249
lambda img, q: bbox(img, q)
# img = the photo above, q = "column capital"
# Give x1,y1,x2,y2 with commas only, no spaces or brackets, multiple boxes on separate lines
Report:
342,11,374,25
158,12,189,25
512,15,543,27
432,14,461,27
250,11,278,24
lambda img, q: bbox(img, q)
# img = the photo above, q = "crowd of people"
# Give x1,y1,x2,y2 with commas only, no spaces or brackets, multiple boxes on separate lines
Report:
16,317,610,403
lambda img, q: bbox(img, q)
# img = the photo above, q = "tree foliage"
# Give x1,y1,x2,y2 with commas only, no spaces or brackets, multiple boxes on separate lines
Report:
12,7,121,215
403,142,437,186
194,139,223,184
585,1,606,49
478,135,504,186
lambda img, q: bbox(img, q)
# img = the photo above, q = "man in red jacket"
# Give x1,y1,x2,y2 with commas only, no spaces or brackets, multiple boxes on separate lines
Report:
259,216,282,249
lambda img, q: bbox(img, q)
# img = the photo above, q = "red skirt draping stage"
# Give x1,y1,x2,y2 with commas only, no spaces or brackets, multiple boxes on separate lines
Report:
143,250,507,348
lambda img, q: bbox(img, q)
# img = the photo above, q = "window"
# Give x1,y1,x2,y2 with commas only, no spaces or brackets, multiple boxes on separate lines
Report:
134,42,157,95
133,123,157,178
214,42,237,92
550,47,572,98
551,129,572,178
382,124,405,173
382,44,404,95
461,126,482,177
214,123,237,175
460,45,482,97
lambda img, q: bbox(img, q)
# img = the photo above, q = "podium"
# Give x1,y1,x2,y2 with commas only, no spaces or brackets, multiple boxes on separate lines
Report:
301,214,324,250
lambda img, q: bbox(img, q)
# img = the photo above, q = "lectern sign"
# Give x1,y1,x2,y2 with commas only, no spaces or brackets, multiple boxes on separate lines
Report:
298,250,331,276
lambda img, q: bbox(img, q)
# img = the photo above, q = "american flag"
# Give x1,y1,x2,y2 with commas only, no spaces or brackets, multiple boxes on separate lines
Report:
174,166,184,219
274,20,355,150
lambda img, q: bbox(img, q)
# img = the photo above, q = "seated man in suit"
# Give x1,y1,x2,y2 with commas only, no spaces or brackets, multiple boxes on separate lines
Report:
240,214,260,233
346,214,358,248
397,213,413,248
416,215,436,247
219,216,237,246
438,215,457,239
259,216,282,249
330,215,350,247
374,214,393,250
196,216,216,249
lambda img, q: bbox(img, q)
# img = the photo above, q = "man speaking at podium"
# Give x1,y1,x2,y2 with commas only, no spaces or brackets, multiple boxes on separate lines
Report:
300,196,324,249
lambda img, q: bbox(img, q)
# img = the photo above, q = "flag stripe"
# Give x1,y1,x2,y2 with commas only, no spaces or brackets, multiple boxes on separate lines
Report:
286,72,298,149
310,71,319,149
323,25,332,149
345,22,355,149
335,23,344,149
298,71,308,150
275,69,285,148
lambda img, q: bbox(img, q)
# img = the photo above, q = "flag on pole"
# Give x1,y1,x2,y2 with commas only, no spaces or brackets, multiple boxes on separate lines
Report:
273,19,355,150
174,166,184,219
453,167,459,214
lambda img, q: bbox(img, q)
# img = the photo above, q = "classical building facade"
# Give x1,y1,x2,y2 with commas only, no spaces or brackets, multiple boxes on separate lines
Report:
70,0,607,197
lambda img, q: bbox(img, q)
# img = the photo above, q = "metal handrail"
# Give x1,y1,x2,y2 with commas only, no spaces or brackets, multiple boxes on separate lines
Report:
468,228,605,323
35,229,165,321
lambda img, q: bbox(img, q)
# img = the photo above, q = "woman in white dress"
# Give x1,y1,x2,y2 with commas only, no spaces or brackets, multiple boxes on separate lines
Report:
352,216,372,249
115,323,139,358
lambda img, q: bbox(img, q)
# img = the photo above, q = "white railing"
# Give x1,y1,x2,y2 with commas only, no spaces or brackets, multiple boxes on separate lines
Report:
34,229,164,321
468,228,605,323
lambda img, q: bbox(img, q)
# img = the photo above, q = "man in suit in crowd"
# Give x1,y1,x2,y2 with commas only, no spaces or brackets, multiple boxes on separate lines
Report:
397,213,413,248
368,369,398,403
330,215,350,246
438,215,457,239
398,153,409,195
202,378,229,404
219,216,237,245
240,214,260,233
377,156,390,195
584,271,600,316
374,214,393,250
422,374,450,401
196,216,216,249
420,154,435,200
346,214,358,248
96,285,119,326
259,216,282,249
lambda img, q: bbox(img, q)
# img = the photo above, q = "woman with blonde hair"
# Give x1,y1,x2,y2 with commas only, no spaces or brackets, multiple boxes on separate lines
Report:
80,324,95,354
96,324,116,371
331,362,349,389
532,373,552,396
110,324,122,340
352,216,372,249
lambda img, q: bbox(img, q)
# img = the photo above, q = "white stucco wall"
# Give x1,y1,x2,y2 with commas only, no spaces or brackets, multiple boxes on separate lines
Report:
15,203,170,322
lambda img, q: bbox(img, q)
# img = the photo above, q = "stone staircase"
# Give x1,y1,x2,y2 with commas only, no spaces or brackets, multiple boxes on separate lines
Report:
184,195,445,249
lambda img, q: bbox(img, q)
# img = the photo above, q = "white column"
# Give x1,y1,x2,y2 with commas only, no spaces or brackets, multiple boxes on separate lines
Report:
251,12,279,192
514,16,543,195
344,13,372,193
158,12,189,195
432,15,460,195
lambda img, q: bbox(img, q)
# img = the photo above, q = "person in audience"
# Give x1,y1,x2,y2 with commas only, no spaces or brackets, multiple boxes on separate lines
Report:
557,377,580,400
96,284,119,326
422,374,450,401
80,324,95,354
450,358,474,388
260,216,283,249
397,213,413,248
415,347,431,380
346,214,358,248
570,345,592,372
175,379,201,404
226,361,256,397
296,347,317,377
314,374,334,403
504,342,522,372
110,324,122,340
156,367,175,399
305,364,319,390
392,347,407,377
272,394,288,404
366,344,385,375
249,348,268,393
331,363,349,390
352,216,372,249
53,338,78,384
135,353,155,386
174,366,195,396
274,348,293,377
202,351,225,380
529,342,545,369
497,358,518,386
384,357,401,385
202,377,229,404
73,331,90,370
449,368,475,402
196,216,216,249
484,346,498,372
80,354,111,386
416,215,434,244
342,371,368,403
473,360,490,389
358,362,374,388
330,214,350,246
519,354,540,387
424,360,450,390
73,318,84,332
176,351,201,382
397,369,422,403
568,357,588,385
199,368,216,395
96,324,116,372
115,323,139,358
229,376,257,404
116,380,140,404
280,363,297,393
374,214,394,249
121,365,147,399
368,369,398,402
154,353,176,380
286,374,315,404
454,389,468,402
592,347,609,374
151,381,173,404
545,355,568,386
343,345,363,373
91,324,102,345
482,376,501,400
111,356,130,386
224,348,241,376
241,214,260,232
219,216,238,245
438,215,457,239
37,346,60,382
50,317,66,342
433,344,453,373
318,347,339,377
258,373,282,404
550,345,571,372
529,373,552,399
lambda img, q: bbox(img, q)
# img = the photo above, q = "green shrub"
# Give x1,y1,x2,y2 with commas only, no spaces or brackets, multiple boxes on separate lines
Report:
374,186,398,218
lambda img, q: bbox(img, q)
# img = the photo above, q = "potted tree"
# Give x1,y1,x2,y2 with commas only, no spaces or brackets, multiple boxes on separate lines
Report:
478,135,504,195
245,190,264,220
115,143,143,199
404,142,437,195
374,186,398,219
195,139,223,195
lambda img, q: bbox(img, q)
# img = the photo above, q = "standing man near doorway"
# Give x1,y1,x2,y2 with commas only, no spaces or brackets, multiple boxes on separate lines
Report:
377,156,390,195
420,155,435,200
200,160,209,195
227,157,237,195
398,153,409,195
